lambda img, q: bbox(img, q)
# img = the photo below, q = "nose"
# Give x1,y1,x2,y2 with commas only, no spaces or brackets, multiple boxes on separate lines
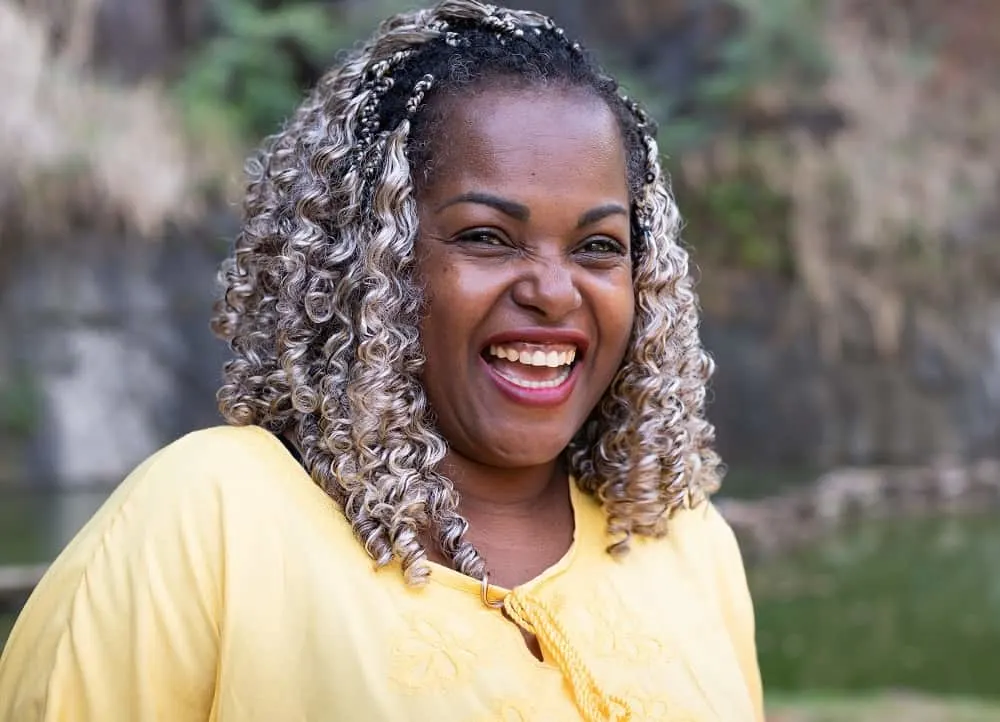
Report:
510,256,583,321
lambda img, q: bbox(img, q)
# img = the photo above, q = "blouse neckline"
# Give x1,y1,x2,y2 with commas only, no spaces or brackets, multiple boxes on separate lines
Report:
423,478,585,597
254,425,587,599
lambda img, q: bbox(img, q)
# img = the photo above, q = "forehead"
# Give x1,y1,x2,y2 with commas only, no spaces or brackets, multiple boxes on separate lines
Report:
420,86,629,201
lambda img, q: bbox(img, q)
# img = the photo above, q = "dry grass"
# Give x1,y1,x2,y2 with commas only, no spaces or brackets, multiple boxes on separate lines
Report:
767,693,1000,722
683,1,1000,359
0,0,234,252
750,1,1000,255
804,13,999,254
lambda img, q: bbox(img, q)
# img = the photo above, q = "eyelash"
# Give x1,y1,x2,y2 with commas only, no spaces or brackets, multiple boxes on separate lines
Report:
457,229,508,247
455,229,627,257
580,237,626,256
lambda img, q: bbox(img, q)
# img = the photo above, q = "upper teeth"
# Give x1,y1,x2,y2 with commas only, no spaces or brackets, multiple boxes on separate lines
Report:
488,345,577,367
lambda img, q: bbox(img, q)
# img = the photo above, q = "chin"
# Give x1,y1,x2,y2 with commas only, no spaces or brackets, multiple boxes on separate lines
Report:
473,430,576,469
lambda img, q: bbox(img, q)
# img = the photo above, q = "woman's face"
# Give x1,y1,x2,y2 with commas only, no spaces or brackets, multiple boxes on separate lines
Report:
415,86,635,469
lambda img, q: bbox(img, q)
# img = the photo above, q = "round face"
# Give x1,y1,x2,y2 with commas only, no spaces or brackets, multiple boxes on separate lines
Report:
414,85,635,469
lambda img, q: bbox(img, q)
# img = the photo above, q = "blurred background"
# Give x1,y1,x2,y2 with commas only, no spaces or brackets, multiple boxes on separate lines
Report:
0,0,998,718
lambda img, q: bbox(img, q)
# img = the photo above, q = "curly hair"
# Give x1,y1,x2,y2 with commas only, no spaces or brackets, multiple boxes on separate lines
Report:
211,0,721,585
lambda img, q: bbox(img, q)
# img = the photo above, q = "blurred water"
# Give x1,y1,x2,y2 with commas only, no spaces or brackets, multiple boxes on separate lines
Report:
751,513,1000,698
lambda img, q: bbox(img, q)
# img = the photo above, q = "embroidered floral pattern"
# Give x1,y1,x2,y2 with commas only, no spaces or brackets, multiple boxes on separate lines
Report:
389,614,478,693
538,581,715,720
471,695,579,722
622,688,704,722
377,536,744,720
576,584,670,667
471,700,534,722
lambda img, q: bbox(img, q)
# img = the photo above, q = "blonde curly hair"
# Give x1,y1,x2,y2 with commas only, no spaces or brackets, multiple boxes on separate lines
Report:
211,0,721,585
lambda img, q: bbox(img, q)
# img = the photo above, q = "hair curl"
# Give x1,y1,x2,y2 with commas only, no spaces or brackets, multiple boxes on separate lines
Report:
211,0,721,585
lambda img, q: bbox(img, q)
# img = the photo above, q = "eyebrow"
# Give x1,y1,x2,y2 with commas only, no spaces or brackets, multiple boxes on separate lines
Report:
436,192,629,229
435,192,530,222
575,203,629,229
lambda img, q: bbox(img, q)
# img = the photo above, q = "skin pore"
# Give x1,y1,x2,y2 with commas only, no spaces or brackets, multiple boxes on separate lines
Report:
415,85,636,591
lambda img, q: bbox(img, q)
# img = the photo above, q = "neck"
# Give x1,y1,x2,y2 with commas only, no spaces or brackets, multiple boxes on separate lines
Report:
431,452,576,586
440,453,568,516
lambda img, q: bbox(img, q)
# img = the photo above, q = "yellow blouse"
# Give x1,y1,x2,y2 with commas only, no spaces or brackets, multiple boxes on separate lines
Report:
0,426,763,722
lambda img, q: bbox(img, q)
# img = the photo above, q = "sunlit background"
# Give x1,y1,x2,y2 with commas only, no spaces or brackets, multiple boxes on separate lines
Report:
1,1,998,719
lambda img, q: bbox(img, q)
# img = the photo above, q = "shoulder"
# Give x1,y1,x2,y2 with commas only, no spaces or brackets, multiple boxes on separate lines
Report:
670,500,764,721
0,425,293,719
1,426,328,643
631,498,749,599
114,425,347,560
663,499,755,622
139,424,297,486
664,497,742,556
20,425,324,609
38,425,293,563
113,424,318,516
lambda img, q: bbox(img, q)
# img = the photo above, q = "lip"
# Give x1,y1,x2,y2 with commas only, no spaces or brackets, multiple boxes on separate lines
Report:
478,327,589,408
481,327,591,356
479,355,582,408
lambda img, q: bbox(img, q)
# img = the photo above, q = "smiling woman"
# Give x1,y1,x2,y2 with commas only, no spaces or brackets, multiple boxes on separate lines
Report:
416,87,635,485
0,3,762,721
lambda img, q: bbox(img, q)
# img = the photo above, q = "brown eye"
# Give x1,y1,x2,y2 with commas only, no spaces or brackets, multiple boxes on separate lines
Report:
580,237,626,255
456,229,509,247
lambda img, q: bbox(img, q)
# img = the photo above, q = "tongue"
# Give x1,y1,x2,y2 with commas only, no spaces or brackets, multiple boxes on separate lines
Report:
487,357,565,383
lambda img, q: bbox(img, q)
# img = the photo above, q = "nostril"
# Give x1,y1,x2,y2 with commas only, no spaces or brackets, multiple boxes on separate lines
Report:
509,268,583,318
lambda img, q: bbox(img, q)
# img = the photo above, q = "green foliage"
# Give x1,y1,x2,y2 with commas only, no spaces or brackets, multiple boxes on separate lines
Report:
679,174,793,273
177,0,332,142
608,0,831,276
705,0,829,105
176,0,415,143
647,0,831,155
613,70,717,159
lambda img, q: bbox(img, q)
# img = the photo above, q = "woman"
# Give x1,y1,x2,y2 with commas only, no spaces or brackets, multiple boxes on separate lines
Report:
0,2,763,720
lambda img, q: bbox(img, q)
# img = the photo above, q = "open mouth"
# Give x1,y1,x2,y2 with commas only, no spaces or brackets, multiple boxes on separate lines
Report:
481,342,581,390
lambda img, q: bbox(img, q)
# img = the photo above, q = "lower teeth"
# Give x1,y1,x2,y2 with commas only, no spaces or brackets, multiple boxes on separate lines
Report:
494,365,572,389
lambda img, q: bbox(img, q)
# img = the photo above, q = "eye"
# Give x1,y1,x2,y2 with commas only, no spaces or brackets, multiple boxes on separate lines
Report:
578,236,627,256
455,228,511,248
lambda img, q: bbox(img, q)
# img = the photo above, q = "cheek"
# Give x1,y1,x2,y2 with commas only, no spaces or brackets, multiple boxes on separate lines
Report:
419,273,453,342
416,248,456,319
417,258,491,351
604,277,637,357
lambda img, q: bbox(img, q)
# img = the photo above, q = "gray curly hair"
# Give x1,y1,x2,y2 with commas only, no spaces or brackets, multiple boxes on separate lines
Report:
211,0,721,585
